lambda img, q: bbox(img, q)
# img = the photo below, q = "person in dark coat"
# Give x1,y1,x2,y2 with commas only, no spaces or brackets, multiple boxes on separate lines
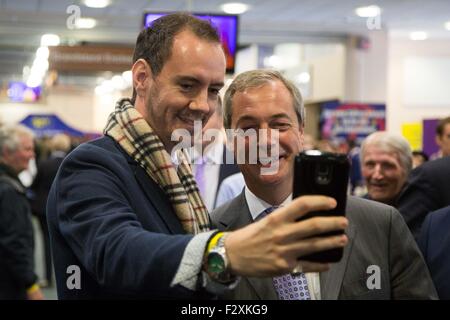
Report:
0,124,43,300
418,205,450,299
397,156,450,239
30,133,71,287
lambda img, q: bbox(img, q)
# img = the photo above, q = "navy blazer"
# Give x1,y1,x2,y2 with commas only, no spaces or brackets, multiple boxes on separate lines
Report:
397,157,450,239
47,136,213,299
418,206,450,299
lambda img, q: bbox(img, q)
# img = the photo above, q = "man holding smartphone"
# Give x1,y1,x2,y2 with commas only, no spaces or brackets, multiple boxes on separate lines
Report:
47,13,350,299
211,69,437,300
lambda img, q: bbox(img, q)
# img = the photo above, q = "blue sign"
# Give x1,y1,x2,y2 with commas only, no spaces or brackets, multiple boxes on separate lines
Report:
321,100,386,144
20,114,85,137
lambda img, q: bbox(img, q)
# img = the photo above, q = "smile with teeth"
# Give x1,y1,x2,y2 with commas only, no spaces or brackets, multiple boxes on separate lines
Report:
258,154,286,165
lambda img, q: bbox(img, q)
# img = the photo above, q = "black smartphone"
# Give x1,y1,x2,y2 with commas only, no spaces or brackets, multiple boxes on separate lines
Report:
293,150,350,263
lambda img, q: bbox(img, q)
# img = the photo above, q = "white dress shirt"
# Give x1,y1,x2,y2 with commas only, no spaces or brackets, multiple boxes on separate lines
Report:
244,187,322,300
190,142,224,212
215,172,246,208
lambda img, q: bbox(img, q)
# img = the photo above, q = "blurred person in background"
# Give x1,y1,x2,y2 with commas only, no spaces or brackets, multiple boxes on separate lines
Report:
360,132,412,206
189,97,239,211
418,205,450,299
397,156,450,240
0,124,43,300
412,150,429,169
430,116,450,160
302,133,316,150
316,139,336,153
348,138,364,196
30,133,71,288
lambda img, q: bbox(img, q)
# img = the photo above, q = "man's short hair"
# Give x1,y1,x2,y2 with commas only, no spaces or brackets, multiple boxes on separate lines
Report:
0,124,34,159
435,116,450,137
131,13,221,103
223,69,305,129
360,131,413,174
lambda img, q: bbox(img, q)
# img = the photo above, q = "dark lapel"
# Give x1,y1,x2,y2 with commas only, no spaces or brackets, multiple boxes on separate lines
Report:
319,222,356,299
133,162,185,235
218,192,278,300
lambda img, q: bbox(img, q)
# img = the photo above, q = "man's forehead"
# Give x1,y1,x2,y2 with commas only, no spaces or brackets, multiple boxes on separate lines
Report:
365,149,401,162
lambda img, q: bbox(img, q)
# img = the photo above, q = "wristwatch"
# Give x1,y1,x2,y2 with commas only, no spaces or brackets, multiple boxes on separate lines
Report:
204,232,236,284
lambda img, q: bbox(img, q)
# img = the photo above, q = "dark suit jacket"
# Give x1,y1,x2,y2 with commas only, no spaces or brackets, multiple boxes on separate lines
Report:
0,164,37,299
397,157,450,239
215,146,240,208
418,206,450,299
30,153,65,217
211,193,437,299
47,136,213,299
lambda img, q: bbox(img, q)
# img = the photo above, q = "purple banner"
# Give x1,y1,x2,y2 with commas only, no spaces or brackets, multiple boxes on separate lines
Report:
423,119,439,157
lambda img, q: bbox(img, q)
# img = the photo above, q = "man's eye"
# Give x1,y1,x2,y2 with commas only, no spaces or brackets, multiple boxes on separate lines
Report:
272,123,290,130
180,84,193,91
209,88,220,96
364,162,375,168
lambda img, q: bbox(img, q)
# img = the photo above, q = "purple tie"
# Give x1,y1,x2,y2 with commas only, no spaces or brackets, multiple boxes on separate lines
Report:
257,207,312,300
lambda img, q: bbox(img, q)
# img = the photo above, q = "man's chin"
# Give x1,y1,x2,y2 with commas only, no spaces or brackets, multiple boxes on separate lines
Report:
370,192,390,202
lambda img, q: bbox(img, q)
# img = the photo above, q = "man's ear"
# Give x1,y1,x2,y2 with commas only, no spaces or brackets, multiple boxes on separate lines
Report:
1,146,11,163
132,59,152,100
435,134,443,147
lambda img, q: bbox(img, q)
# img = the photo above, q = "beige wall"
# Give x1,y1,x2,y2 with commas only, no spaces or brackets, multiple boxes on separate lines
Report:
306,44,345,103
0,86,130,133
387,36,450,133
345,32,388,104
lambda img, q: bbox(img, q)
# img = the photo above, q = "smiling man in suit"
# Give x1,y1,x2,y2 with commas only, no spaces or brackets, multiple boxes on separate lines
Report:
46,14,351,299
211,69,437,300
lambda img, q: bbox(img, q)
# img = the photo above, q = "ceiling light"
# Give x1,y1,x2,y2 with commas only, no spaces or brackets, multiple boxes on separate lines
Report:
75,18,97,29
409,31,428,41
41,34,60,46
221,2,249,15
296,72,311,84
36,47,49,60
83,0,110,8
445,21,450,31
27,74,43,88
355,5,381,18
263,55,282,69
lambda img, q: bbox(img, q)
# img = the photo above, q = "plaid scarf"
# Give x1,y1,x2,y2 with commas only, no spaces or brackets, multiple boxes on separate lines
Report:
104,98,210,235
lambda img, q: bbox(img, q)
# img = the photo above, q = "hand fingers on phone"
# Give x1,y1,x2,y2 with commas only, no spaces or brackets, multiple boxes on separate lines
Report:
281,195,337,222
284,234,348,258
275,216,347,244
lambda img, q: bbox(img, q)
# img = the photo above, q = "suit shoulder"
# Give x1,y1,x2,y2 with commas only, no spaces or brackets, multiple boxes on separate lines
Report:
425,206,450,228
347,196,399,227
64,136,130,168
210,195,243,228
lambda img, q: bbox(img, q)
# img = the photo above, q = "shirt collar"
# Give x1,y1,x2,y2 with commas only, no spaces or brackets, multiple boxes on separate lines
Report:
245,186,292,221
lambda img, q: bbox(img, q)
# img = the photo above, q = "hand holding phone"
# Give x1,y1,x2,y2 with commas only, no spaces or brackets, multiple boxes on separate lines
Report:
293,150,350,263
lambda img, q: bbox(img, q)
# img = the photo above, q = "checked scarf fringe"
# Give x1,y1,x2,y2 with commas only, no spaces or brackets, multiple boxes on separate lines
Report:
104,98,211,235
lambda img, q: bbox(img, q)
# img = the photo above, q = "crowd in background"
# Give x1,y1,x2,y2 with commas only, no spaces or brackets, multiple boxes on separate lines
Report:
1,114,449,299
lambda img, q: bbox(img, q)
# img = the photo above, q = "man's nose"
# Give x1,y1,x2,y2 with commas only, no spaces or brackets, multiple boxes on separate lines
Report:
372,164,384,179
189,91,211,114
